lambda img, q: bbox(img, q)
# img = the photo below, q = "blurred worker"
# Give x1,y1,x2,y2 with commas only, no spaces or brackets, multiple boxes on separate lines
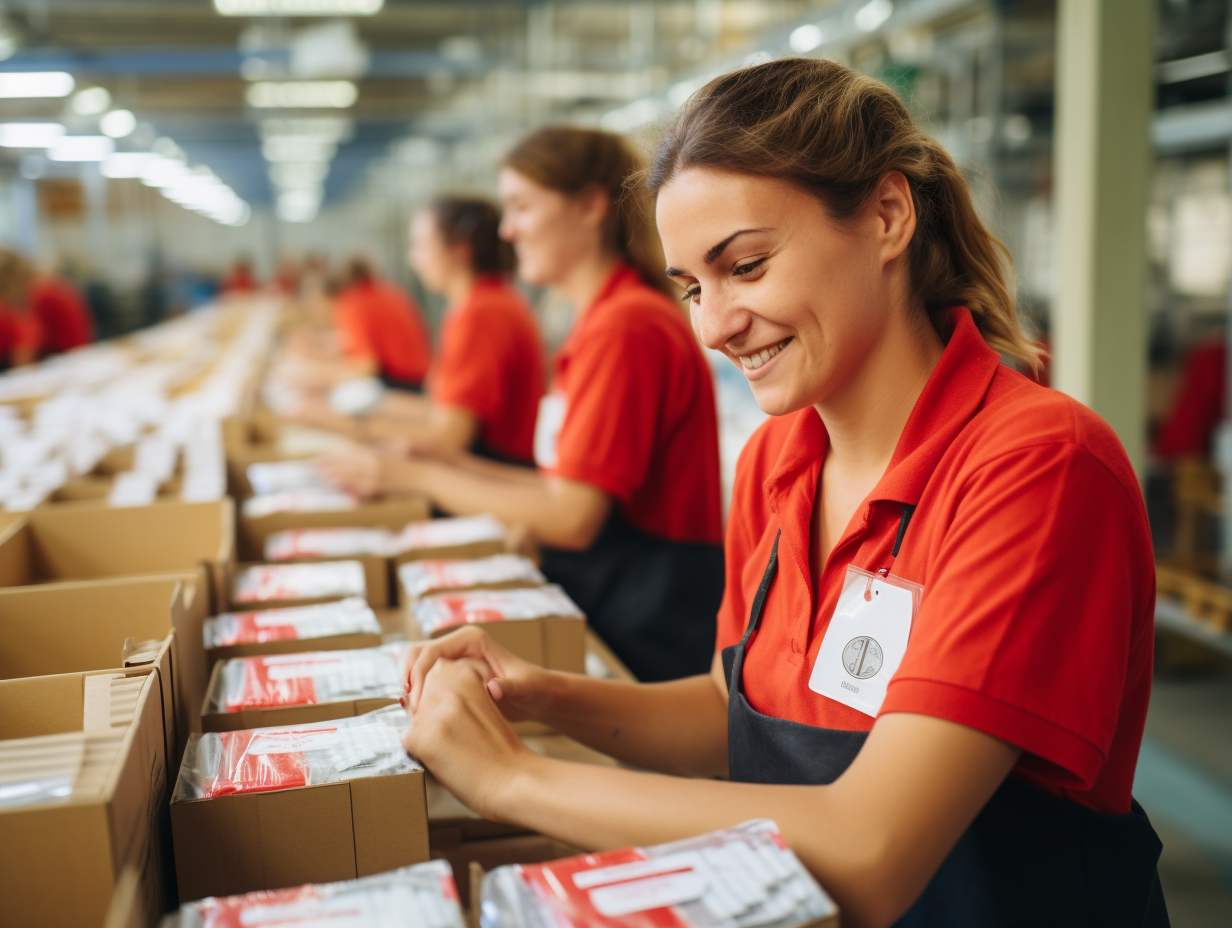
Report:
1153,337,1225,459
30,272,93,354
0,249,44,369
221,257,258,294
333,255,432,392
320,128,724,682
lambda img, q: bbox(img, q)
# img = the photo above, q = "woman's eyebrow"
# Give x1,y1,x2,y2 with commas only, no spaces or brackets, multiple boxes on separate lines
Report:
665,228,769,278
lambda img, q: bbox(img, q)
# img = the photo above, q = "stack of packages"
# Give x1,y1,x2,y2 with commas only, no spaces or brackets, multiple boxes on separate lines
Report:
481,821,839,928
203,597,384,661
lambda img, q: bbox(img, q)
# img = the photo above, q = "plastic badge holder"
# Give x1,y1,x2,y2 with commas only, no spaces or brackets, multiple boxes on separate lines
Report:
399,554,547,601
232,560,367,604
241,489,359,519
203,597,382,649
481,820,837,928
173,704,417,801
414,584,583,636
265,526,398,561
169,859,463,928
211,643,410,713
395,513,507,553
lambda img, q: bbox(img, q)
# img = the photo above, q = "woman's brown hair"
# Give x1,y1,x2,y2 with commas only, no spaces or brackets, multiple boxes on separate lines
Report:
504,126,674,297
429,196,514,275
648,58,1040,368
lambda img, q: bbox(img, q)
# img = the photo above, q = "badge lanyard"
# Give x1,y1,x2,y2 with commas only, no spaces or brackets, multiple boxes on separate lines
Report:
808,504,924,718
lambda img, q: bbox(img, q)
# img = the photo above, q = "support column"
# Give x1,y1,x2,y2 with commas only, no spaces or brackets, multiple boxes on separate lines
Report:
1051,0,1156,475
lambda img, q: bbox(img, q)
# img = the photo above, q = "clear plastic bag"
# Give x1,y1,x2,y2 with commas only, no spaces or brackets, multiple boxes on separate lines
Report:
415,584,583,636
202,597,381,649
231,561,367,604
394,514,506,553
265,526,398,560
246,460,336,496
241,489,358,519
480,820,837,928
173,705,420,802
208,643,409,713
398,554,546,601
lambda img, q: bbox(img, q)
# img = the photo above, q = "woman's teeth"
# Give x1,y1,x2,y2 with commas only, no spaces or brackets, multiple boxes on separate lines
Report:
739,338,791,371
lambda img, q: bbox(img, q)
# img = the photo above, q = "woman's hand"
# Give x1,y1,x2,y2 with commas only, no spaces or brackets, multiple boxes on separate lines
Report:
404,626,551,722
401,657,535,820
315,446,384,497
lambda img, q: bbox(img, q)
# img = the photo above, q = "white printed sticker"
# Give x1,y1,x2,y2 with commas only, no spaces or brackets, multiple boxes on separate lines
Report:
533,393,568,469
589,871,707,917
245,728,340,756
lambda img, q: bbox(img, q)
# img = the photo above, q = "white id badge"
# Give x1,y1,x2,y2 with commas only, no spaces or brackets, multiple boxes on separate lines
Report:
533,392,568,468
808,566,923,717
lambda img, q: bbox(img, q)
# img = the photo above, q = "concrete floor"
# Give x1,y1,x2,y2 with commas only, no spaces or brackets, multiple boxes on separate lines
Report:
1137,657,1232,926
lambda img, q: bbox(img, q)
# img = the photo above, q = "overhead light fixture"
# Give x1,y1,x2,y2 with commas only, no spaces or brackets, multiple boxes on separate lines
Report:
141,157,192,187
246,80,357,108
214,0,383,15
276,187,322,223
789,24,824,53
0,123,66,148
262,136,336,162
0,72,75,99
99,109,137,138
269,161,330,186
71,86,112,116
260,116,353,143
101,152,157,178
46,135,114,162
854,0,893,33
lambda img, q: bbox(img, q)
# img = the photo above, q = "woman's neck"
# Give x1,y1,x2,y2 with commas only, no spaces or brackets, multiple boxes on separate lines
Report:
442,267,477,307
557,251,622,317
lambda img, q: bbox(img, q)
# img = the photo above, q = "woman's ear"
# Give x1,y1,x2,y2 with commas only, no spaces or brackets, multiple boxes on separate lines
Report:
577,184,613,233
874,170,917,265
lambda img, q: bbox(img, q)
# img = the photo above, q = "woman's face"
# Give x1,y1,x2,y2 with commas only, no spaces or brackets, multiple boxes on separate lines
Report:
656,167,913,417
408,210,454,295
498,167,600,288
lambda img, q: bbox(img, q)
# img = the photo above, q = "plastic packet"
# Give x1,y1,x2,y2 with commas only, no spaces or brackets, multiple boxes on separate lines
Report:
241,489,358,519
394,514,506,553
231,560,367,604
208,643,409,713
480,820,837,928
172,704,419,801
203,597,381,649
265,526,398,561
415,584,583,636
398,554,546,601
247,460,335,496
0,732,86,808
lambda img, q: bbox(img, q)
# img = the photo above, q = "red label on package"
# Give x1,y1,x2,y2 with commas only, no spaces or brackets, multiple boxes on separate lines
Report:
519,849,695,928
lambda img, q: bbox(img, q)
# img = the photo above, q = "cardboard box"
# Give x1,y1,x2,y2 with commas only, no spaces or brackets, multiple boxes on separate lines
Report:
584,630,637,683
0,575,211,755
170,747,429,902
237,495,431,563
397,554,545,610
0,497,235,614
433,835,585,908
102,865,152,928
0,668,171,928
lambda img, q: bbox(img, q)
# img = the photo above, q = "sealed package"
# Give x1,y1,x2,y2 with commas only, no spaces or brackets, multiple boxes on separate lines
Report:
203,597,381,649
232,560,367,604
168,860,462,928
241,489,358,519
265,526,397,561
481,820,838,928
415,584,582,636
394,513,506,554
399,554,546,602
247,460,336,496
207,643,409,713
173,705,417,800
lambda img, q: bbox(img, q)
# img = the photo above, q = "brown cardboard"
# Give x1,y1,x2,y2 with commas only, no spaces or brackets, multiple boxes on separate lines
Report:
424,616,586,675
171,762,429,902
0,668,171,928
432,835,584,906
232,555,390,610
102,865,151,928
584,630,638,683
237,494,431,562
393,537,508,569
206,628,384,665
0,497,235,614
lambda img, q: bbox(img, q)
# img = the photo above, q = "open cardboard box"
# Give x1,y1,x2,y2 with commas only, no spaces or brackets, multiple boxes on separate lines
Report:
0,497,235,614
0,575,211,756
410,607,585,676
0,667,172,928
170,746,429,902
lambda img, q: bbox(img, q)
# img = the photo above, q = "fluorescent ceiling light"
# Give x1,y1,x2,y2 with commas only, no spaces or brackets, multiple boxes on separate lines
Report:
102,152,156,179
215,0,383,15
277,187,322,223
47,135,115,162
71,86,112,115
269,161,330,186
790,24,824,53
854,0,893,33
247,80,357,108
262,137,336,162
100,109,137,138
142,157,193,187
259,116,352,142
0,123,65,148
0,72,75,99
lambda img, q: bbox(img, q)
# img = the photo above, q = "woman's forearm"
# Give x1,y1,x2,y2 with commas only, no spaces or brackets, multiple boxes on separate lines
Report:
534,672,728,777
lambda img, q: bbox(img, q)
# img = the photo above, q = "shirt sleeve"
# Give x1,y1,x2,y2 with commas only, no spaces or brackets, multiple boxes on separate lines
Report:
334,295,375,363
881,441,1154,791
549,318,664,503
431,309,500,422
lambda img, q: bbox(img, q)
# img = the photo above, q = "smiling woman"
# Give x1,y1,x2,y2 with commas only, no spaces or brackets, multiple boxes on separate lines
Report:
393,58,1167,928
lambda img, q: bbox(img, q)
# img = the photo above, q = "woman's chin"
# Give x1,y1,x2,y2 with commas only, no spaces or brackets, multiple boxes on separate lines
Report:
749,383,808,419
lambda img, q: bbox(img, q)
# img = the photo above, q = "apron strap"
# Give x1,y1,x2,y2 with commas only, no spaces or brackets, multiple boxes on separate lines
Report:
739,530,781,647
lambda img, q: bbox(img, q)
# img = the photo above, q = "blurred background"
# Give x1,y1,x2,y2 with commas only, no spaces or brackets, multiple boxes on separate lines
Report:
1,0,1232,924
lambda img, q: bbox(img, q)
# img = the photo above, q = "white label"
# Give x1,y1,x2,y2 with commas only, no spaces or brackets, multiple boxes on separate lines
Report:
245,728,339,755
808,566,917,717
263,658,346,681
589,871,707,917
573,853,699,889
533,393,567,469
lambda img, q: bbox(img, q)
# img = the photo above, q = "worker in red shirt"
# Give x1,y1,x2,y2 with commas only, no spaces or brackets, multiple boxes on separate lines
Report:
332,256,431,392
391,60,1167,928
1153,337,1225,459
30,274,93,354
0,249,44,368
320,128,724,682
221,257,258,294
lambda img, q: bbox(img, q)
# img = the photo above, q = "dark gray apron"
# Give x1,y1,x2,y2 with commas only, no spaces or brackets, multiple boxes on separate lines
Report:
722,519,1170,927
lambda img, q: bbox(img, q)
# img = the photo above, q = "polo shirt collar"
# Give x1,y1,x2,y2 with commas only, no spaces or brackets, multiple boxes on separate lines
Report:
764,307,1002,511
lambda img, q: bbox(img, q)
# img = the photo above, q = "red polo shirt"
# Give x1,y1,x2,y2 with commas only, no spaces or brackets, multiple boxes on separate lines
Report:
430,276,545,464
718,308,1154,815
31,276,92,354
335,279,431,385
545,264,723,545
